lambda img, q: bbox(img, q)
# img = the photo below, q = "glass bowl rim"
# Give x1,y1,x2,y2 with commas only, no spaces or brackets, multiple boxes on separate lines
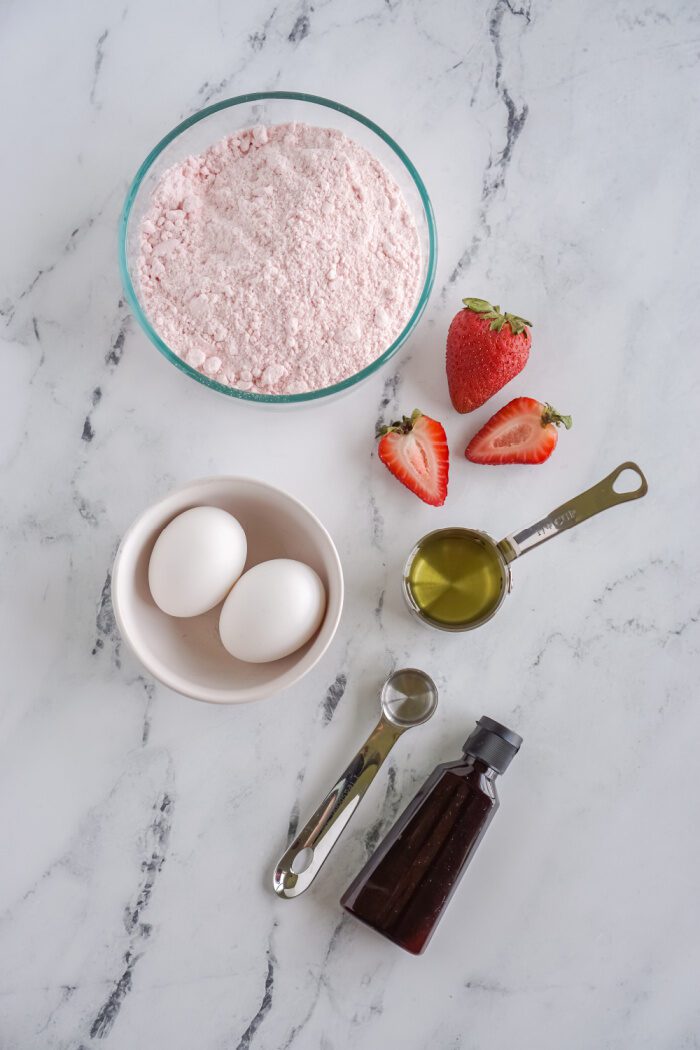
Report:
118,90,437,405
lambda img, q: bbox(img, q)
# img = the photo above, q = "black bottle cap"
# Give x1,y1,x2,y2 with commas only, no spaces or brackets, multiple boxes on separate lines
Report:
463,716,523,774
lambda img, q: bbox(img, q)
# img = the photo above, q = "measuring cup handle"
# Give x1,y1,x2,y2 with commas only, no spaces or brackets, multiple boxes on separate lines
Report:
272,718,402,899
497,462,648,562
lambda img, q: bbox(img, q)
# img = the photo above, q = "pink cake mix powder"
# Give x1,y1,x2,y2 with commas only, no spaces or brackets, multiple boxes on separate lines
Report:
138,123,421,396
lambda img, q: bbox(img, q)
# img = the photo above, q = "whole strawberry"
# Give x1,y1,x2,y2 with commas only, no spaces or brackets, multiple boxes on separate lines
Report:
446,297,532,412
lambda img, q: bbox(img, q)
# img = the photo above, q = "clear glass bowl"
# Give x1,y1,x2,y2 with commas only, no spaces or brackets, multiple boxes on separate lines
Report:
118,91,437,405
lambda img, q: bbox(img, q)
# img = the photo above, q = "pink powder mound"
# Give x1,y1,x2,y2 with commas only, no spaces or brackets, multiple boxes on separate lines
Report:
138,123,421,395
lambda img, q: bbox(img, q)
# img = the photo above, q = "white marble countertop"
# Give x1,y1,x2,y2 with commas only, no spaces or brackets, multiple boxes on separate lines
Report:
2,1,699,1047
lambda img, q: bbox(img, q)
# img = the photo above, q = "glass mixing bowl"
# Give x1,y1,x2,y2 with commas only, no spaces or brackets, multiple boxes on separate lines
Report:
118,91,437,405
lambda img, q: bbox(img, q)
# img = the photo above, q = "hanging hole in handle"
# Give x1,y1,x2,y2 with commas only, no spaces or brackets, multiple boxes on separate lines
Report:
290,847,314,875
612,465,646,495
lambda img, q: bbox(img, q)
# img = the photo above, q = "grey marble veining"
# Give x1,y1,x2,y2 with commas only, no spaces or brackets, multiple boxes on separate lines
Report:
2,1,700,1047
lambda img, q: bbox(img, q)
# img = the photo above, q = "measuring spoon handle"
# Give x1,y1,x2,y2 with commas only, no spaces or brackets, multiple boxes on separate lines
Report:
272,718,402,899
498,461,648,562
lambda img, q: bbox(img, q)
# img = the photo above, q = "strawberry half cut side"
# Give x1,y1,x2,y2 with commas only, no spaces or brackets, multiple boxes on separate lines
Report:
377,409,449,506
466,397,572,465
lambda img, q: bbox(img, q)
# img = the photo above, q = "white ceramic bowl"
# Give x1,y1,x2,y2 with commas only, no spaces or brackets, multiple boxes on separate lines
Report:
112,477,344,703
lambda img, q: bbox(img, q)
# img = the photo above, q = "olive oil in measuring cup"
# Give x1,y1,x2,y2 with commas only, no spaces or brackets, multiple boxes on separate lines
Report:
403,528,508,630
402,462,649,633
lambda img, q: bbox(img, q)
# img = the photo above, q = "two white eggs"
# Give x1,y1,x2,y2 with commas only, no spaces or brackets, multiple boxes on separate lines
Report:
148,506,326,664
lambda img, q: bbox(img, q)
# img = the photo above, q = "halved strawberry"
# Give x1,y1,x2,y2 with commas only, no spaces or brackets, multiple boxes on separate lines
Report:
466,398,572,465
377,409,449,506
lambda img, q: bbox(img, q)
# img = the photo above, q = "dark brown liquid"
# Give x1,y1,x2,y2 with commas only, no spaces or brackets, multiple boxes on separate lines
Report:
341,757,498,954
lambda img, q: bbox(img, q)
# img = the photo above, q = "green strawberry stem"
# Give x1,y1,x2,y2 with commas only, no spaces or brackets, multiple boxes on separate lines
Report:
377,408,422,438
541,404,573,429
462,296,532,336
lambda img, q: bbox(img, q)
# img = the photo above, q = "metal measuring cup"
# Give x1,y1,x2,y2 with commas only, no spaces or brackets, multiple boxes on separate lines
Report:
273,668,438,899
403,461,648,632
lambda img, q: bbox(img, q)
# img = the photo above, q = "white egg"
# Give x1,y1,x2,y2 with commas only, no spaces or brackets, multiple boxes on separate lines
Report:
219,559,326,663
148,506,247,618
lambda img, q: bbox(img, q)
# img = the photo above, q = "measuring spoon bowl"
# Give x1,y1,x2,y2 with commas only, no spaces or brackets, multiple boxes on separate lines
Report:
380,666,440,726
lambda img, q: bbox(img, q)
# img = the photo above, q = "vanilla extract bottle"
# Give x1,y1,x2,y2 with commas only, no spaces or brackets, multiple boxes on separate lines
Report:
341,717,522,954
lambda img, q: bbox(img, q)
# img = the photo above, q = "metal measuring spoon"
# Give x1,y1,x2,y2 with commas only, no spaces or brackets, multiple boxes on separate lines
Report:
403,461,649,632
272,668,438,899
